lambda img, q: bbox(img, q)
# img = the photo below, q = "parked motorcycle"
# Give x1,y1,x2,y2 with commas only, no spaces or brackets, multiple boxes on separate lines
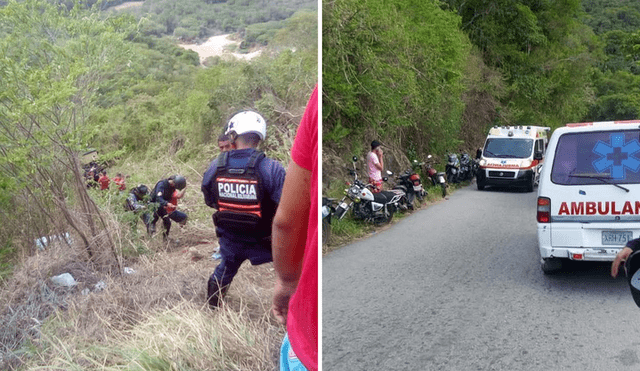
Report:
391,160,427,210
471,155,480,181
445,153,461,184
322,197,336,244
424,155,447,198
333,156,405,225
459,152,473,181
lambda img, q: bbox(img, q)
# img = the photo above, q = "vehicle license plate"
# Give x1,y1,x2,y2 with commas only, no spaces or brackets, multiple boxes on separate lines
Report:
602,231,633,245
339,202,348,210
438,176,445,183
413,185,423,192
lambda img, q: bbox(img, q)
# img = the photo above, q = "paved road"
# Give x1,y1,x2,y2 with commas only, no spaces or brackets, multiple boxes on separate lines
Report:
323,185,640,371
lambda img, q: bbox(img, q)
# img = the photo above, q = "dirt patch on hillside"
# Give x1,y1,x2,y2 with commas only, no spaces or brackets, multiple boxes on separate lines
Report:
179,34,263,64
110,1,144,11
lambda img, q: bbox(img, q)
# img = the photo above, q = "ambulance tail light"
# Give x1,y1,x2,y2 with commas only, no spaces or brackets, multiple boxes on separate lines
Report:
537,197,551,223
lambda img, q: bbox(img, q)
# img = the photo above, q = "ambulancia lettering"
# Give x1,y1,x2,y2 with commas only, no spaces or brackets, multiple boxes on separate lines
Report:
558,201,640,215
218,182,257,200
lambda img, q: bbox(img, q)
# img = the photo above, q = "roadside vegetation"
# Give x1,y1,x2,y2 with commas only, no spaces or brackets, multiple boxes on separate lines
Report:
322,0,640,250
0,0,316,369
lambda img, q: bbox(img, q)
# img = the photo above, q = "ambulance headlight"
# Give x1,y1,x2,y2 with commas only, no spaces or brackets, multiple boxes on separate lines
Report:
522,159,532,168
479,159,487,166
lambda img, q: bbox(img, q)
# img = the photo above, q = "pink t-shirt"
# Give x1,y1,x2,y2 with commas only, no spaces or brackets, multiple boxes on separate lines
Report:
368,151,382,181
287,86,318,371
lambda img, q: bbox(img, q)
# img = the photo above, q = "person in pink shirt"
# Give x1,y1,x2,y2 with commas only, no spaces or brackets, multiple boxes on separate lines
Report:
367,140,384,193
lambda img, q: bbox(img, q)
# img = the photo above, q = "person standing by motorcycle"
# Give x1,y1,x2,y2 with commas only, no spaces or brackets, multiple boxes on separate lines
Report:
149,175,188,241
367,140,384,193
201,111,286,308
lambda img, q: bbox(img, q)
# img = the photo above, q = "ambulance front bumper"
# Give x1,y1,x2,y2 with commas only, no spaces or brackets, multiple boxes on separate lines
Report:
479,168,533,186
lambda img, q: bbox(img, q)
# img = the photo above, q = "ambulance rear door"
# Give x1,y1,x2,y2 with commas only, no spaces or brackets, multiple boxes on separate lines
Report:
545,126,640,254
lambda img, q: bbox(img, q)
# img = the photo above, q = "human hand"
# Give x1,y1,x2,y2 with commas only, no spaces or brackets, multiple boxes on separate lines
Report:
271,278,298,325
612,247,633,278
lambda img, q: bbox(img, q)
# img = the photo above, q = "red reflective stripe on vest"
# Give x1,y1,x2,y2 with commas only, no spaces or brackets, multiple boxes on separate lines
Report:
219,201,262,216
219,203,262,217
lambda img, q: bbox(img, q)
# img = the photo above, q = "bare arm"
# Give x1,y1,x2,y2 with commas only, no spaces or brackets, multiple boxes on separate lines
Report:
612,247,633,278
375,149,384,171
271,160,311,325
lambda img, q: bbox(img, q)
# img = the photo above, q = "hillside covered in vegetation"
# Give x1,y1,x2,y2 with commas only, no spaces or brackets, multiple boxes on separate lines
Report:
322,0,640,189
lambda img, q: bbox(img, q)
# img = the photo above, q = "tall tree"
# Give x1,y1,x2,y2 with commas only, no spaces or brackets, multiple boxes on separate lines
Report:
323,0,470,156
0,0,134,262
444,0,597,127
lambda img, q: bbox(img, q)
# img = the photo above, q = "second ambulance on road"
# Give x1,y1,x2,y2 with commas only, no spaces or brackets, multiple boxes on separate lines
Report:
477,125,550,192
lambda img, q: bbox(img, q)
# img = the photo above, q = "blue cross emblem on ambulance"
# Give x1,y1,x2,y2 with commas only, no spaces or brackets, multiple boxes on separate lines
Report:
592,133,640,179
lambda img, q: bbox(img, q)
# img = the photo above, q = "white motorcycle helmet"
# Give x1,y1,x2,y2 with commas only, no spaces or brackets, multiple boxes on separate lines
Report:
225,111,267,141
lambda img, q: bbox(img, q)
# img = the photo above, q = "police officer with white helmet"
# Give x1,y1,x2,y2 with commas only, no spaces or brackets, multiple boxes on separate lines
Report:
201,111,286,308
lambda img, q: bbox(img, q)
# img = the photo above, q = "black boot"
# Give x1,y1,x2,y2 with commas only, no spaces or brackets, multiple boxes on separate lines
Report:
207,277,229,308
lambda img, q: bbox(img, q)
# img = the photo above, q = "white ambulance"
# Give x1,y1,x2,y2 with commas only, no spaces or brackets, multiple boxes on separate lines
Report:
477,125,550,192
537,120,640,274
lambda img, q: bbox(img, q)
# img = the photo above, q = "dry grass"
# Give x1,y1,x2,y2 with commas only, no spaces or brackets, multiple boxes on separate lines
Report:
0,223,284,370
0,142,293,370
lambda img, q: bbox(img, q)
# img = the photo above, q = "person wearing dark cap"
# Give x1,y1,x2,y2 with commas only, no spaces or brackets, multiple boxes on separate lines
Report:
367,140,384,193
149,175,188,241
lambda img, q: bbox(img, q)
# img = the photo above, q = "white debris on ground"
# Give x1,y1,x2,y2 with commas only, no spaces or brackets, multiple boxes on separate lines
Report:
35,232,72,250
50,273,77,287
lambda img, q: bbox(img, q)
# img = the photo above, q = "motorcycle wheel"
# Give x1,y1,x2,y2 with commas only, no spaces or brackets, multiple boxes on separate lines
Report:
322,218,331,245
406,194,415,210
441,183,447,198
447,172,454,184
375,209,394,225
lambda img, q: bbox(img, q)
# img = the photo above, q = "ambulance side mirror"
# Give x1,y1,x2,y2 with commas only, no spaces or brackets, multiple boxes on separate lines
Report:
534,151,543,161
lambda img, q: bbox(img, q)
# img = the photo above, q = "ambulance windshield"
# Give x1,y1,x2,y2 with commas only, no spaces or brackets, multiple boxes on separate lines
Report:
551,129,640,185
483,138,533,159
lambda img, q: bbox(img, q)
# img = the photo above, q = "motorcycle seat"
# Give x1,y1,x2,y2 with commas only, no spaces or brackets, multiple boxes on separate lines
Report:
379,190,402,203
373,192,390,204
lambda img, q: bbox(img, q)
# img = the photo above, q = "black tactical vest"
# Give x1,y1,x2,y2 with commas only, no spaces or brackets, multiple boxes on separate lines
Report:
212,150,274,239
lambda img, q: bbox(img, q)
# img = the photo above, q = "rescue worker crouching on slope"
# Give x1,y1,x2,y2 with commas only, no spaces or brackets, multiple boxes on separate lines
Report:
125,184,152,230
149,175,188,241
201,111,286,308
